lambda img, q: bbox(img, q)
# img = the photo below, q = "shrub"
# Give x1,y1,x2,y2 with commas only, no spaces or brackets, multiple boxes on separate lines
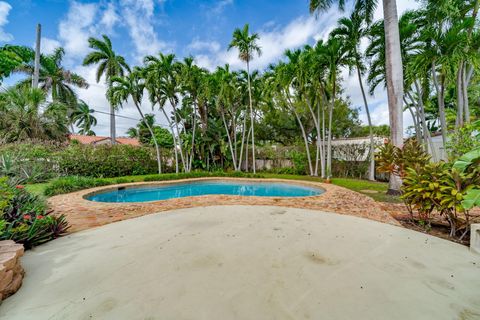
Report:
0,179,70,248
401,147,480,239
0,142,62,183
57,144,158,178
376,139,430,178
44,176,110,197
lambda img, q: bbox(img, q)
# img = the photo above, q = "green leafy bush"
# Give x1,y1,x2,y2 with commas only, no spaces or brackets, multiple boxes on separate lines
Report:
44,176,110,197
57,144,159,178
401,147,480,239
0,179,70,248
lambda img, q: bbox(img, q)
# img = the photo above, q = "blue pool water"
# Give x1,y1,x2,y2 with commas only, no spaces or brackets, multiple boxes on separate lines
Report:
87,181,324,203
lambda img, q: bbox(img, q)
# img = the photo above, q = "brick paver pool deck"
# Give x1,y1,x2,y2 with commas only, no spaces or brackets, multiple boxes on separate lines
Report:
47,178,399,232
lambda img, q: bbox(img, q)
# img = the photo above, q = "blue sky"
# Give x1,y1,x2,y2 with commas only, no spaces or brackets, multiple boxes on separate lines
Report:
0,0,419,136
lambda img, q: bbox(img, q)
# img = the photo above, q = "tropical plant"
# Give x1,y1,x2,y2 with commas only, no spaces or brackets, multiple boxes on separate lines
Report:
71,100,97,135
108,68,163,174
83,35,130,144
0,86,69,142
229,24,262,173
310,0,405,193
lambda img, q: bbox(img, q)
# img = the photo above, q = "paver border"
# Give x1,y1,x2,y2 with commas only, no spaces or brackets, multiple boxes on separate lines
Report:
48,177,399,232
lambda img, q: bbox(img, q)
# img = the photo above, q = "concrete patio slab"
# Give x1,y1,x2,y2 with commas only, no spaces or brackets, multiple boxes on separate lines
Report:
1,206,479,320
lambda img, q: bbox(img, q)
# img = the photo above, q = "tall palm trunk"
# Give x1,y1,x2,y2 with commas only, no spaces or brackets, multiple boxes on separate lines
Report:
133,100,162,174
237,111,247,170
306,97,320,176
321,92,327,178
188,100,198,172
170,100,187,172
221,108,238,171
246,60,256,174
110,104,116,144
432,63,447,148
326,83,335,180
287,92,313,176
383,0,404,195
456,62,464,128
356,63,375,181
161,108,179,173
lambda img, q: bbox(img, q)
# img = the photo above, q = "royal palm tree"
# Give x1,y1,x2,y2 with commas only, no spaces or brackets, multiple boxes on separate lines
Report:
179,57,206,172
144,53,185,173
71,100,97,136
108,69,162,174
310,0,405,193
228,24,262,173
331,9,376,181
316,38,351,180
83,35,130,144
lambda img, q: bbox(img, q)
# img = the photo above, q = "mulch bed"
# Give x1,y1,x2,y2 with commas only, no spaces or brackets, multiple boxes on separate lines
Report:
380,202,480,246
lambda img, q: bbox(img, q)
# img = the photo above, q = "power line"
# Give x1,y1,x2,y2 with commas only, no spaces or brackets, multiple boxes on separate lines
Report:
90,109,172,129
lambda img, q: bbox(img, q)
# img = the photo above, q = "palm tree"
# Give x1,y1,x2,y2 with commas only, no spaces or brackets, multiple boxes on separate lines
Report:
15,47,88,106
331,9,376,181
143,53,185,173
108,69,162,174
228,24,262,174
179,57,205,172
316,38,350,180
83,35,130,144
0,86,68,142
71,100,97,136
310,0,405,193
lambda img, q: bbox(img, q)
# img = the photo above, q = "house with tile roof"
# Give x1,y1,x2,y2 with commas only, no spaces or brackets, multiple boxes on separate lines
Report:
68,135,141,146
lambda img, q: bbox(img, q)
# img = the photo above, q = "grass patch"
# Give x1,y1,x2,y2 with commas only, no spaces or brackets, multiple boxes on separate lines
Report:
28,172,401,203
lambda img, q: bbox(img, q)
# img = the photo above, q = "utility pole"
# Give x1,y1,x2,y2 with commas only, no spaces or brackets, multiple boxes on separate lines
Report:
32,24,41,88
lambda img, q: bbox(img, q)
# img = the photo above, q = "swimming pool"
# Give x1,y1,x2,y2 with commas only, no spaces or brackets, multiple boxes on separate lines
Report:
86,180,324,203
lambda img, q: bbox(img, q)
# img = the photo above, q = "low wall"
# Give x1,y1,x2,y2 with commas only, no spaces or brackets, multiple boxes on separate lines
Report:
0,240,25,301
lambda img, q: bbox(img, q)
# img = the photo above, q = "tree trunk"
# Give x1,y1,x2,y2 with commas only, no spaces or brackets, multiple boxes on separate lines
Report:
456,62,464,128
432,63,447,148
289,104,313,176
161,107,178,173
356,64,375,181
326,77,336,180
306,97,320,177
188,100,198,172
238,111,247,171
221,109,238,171
246,60,256,174
134,100,162,174
32,24,41,89
321,93,326,178
383,0,404,195
462,62,470,124
110,104,116,145
170,99,186,172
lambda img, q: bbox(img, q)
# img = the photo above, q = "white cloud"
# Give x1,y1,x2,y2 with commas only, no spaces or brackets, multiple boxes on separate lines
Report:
58,1,98,57
212,0,233,14
119,0,169,60
188,39,221,53
0,1,13,42
38,37,61,55
197,8,343,72
72,64,168,136
100,2,119,33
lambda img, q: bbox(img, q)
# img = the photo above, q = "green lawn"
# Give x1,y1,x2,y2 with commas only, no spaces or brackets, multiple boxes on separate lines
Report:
25,173,401,203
